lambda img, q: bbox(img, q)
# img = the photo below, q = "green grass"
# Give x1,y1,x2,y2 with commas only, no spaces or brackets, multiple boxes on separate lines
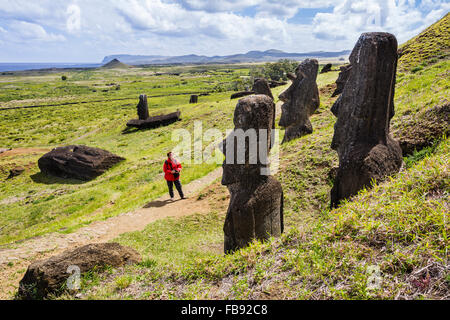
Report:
0,64,290,245
398,12,449,72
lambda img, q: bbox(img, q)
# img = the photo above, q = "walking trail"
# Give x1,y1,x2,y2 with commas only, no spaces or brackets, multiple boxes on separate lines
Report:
0,167,223,298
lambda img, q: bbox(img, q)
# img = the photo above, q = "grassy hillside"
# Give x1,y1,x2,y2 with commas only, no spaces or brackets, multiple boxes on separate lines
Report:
0,65,259,245
398,12,449,72
56,17,450,300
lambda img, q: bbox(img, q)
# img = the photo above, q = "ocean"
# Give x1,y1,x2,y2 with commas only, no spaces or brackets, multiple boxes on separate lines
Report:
0,63,102,72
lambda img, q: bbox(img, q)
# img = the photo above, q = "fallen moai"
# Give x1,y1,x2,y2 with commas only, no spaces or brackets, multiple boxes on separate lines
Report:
126,110,181,129
38,145,125,181
221,95,283,253
320,63,333,74
330,32,403,208
18,243,141,299
279,59,320,143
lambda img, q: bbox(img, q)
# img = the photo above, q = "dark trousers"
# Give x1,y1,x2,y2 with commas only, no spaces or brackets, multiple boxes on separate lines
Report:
167,180,184,198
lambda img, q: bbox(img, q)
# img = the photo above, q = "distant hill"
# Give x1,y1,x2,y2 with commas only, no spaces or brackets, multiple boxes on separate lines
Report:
398,12,449,71
101,59,132,69
102,49,351,65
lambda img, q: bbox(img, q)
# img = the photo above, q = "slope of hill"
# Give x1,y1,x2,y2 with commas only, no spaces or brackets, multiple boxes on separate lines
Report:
102,49,351,65
101,59,131,69
65,15,449,300
398,12,449,72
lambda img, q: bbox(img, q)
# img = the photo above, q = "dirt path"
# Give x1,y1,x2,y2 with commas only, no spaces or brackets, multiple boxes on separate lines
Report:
0,167,223,298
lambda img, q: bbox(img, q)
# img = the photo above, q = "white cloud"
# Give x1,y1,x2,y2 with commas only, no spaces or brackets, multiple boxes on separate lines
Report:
0,0,447,62
66,4,81,33
7,20,66,42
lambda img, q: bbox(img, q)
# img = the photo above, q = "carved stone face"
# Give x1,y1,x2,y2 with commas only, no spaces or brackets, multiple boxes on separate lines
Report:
221,95,274,186
278,59,319,128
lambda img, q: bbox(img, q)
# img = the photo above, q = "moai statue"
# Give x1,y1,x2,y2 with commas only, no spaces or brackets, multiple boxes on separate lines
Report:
189,95,198,104
279,59,320,143
252,78,274,100
137,94,149,120
331,64,352,97
221,95,284,253
330,32,403,208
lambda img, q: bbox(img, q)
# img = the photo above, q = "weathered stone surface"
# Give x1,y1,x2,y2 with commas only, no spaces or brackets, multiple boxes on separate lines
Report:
331,64,352,97
394,103,449,156
189,95,198,103
221,95,283,253
330,32,403,208
252,78,274,100
320,63,333,74
18,243,142,299
137,94,149,120
7,166,25,179
38,145,125,181
126,110,181,129
278,59,320,143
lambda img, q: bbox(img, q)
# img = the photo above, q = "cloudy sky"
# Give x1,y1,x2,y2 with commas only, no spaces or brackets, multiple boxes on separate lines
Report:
0,0,448,62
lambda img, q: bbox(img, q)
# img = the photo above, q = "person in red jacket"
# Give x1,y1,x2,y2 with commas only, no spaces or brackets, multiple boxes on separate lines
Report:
163,152,185,200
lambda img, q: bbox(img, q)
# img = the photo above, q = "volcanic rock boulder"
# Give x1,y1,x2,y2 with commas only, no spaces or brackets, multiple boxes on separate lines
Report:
252,78,274,100
320,63,333,74
38,145,125,181
18,243,142,299
279,59,320,143
221,95,283,253
330,32,403,208
137,94,150,120
332,64,352,97
189,95,198,104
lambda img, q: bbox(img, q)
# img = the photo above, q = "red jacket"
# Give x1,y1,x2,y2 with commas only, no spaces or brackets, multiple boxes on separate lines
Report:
163,158,182,181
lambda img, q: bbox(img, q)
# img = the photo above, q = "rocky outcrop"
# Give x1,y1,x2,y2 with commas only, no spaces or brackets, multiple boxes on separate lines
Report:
18,243,141,299
189,95,198,104
394,102,449,155
320,63,333,74
279,59,320,143
331,64,352,97
38,145,125,181
137,94,150,120
126,110,181,129
221,95,283,253
330,32,403,208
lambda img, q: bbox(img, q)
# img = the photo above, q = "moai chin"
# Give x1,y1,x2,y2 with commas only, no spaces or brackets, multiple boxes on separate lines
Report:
137,94,149,120
221,95,284,254
279,58,320,143
330,32,403,208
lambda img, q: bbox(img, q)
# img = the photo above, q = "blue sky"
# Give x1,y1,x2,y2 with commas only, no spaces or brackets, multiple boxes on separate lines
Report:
0,0,448,62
